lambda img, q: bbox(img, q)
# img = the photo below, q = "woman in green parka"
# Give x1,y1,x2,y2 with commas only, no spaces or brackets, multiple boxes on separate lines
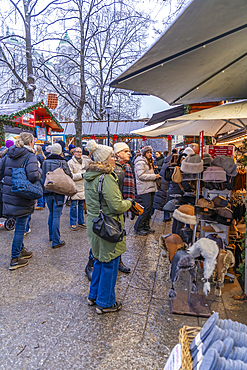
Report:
84,140,133,314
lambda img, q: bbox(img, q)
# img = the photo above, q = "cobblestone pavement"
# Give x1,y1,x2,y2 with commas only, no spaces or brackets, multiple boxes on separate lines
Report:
1,206,246,369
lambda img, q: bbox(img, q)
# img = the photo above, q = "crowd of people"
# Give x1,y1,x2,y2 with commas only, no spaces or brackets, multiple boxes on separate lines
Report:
0,134,198,314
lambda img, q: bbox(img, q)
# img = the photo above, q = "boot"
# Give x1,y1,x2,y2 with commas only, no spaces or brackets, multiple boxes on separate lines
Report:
85,258,94,281
118,257,131,273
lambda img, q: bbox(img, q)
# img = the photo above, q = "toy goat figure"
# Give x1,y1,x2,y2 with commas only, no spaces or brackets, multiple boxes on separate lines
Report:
212,249,235,297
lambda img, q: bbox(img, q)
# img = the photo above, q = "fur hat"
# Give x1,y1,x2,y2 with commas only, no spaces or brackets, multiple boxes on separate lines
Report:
195,198,215,219
181,153,203,174
203,166,226,182
114,142,129,154
173,204,197,225
86,140,113,163
183,147,194,155
141,146,152,156
187,238,219,295
203,153,213,167
211,156,237,177
169,249,197,299
50,143,62,155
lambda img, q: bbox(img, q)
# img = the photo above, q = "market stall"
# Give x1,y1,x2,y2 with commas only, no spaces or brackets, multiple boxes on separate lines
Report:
0,101,63,146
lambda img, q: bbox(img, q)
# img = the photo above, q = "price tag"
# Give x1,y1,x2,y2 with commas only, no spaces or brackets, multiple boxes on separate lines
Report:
164,343,182,370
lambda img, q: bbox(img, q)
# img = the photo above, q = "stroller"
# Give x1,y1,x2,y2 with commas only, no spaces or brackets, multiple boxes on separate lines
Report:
0,181,16,231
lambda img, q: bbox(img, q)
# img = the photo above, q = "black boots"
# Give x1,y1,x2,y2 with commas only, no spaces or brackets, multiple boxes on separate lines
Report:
85,258,94,281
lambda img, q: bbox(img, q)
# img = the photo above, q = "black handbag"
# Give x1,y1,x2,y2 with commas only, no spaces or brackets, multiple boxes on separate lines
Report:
92,174,126,243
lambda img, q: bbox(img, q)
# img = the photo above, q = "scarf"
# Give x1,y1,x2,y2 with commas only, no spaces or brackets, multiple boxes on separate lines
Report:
75,157,82,164
122,163,135,199
24,145,35,153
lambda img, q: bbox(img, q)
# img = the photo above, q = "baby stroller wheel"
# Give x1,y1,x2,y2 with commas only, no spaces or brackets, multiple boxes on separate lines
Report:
4,218,16,231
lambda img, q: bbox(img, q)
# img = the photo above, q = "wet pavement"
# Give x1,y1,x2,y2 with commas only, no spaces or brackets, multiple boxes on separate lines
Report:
1,206,246,369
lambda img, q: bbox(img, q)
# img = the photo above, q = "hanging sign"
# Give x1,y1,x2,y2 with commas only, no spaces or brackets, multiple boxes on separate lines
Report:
204,145,234,159
47,93,58,109
36,127,47,141
21,110,36,127
163,344,182,370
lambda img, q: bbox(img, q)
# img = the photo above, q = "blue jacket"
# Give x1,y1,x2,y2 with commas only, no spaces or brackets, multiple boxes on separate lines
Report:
0,146,41,217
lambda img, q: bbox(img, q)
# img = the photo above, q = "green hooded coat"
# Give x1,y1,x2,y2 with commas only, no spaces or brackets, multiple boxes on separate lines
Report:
84,162,132,263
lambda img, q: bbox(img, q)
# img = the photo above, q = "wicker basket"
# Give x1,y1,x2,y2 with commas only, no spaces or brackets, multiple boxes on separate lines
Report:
179,326,201,370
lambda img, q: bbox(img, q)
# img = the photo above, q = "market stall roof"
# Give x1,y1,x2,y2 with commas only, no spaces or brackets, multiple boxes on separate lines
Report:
110,0,247,105
0,101,63,132
146,105,184,125
130,100,247,137
59,119,149,137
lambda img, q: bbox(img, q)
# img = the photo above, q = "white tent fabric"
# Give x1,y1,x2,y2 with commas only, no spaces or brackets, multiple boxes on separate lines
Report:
131,100,247,137
110,0,247,105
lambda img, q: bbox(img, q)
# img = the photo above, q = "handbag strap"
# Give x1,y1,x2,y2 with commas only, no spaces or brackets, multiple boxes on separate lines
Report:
23,153,32,168
98,174,105,210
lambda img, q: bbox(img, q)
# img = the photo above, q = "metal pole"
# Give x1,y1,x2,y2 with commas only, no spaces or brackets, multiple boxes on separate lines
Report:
107,113,110,146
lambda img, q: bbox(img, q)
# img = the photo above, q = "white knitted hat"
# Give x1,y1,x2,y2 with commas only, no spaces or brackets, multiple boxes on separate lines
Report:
114,142,129,154
86,140,113,163
183,147,195,155
50,143,62,155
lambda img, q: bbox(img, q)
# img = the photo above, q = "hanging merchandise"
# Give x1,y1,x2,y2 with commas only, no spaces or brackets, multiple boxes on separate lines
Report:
173,204,197,225
212,249,235,296
195,198,215,220
181,153,204,174
159,233,186,263
203,166,226,183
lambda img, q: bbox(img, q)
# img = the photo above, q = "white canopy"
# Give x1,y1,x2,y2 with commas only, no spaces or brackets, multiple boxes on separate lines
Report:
131,100,247,137
110,0,247,105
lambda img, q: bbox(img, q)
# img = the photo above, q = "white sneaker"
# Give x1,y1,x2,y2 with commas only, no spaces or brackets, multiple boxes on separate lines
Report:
24,228,31,236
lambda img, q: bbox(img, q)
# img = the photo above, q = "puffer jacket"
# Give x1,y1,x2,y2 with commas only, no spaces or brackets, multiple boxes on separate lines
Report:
134,155,157,195
154,154,164,172
0,146,42,217
68,155,91,200
84,162,132,263
153,154,172,210
42,154,72,195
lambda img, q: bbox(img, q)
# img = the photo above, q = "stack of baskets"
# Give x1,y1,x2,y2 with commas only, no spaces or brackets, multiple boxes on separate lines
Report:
179,326,201,370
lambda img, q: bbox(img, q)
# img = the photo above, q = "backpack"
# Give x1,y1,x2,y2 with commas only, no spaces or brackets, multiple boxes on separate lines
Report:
44,165,77,197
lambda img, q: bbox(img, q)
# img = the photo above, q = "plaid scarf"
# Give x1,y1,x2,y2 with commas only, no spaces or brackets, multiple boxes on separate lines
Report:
123,163,135,199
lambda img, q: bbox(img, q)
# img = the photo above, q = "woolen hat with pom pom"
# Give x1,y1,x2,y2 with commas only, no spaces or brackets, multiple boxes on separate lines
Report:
86,140,113,163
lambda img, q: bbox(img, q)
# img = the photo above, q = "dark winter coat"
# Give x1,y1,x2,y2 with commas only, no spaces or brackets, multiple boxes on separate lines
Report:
0,146,42,217
154,154,164,172
36,154,45,168
114,161,125,195
153,154,171,210
42,154,72,195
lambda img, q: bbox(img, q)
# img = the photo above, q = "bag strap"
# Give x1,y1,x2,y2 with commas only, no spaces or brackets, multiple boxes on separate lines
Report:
23,153,32,168
98,174,105,210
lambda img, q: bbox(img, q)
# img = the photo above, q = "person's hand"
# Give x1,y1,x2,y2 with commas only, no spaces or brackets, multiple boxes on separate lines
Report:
127,198,135,204
156,174,161,179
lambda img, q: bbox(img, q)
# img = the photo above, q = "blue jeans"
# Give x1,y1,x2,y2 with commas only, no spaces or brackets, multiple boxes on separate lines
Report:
88,256,120,308
11,215,29,258
70,199,85,226
25,215,31,233
46,195,64,246
37,196,46,208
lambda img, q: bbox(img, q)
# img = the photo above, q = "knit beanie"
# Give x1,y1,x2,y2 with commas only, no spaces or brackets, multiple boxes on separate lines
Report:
5,140,14,148
183,147,194,155
141,146,153,156
50,143,62,155
86,140,113,163
114,142,129,154
181,153,203,174
69,144,76,151
57,140,66,152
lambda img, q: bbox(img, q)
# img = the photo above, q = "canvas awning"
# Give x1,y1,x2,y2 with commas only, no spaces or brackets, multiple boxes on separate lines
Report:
110,0,247,105
130,100,247,137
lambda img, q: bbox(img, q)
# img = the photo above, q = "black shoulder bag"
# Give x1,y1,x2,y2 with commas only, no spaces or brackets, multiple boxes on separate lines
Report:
92,174,126,243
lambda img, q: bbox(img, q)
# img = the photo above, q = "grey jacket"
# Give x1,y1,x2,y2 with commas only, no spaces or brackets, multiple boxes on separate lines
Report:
134,155,157,195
